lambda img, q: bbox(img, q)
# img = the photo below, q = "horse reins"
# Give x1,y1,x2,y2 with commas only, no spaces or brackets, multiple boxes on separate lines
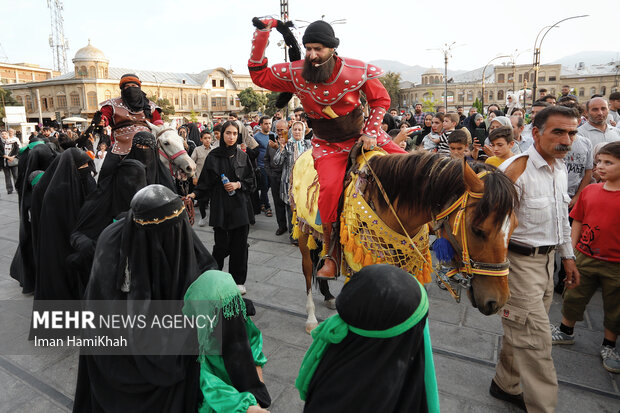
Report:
155,127,188,176
432,170,510,299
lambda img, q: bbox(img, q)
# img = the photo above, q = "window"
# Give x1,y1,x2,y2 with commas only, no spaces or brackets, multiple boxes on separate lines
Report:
466,90,473,101
25,95,33,112
578,88,584,97
57,95,67,108
212,79,217,87
590,87,596,96
601,86,606,95
193,95,197,106
104,90,111,100
211,97,216,107
182,96,187,105
458,93,464,102
41,98,48,111
219,79,224,88
80,66,87,78
497,74,505,83
507,73,513,82
87,92,98,109
230,96,234,106
497,90,504,101
549,75,556,81
538,75,546,82
88,66,96,78
175,97,179,105
489,91,494,100
70,92,80,107
201,94,208,108
518,74,523,83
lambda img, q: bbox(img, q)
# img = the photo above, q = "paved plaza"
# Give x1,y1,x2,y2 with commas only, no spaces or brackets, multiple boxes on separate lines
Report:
0,191,619,412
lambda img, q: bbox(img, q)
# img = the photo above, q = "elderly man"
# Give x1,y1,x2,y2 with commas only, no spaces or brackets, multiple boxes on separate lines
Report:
248,18,405,279
510,115,532,153
577,97,620,147
493,106,581,413
264,119,289,236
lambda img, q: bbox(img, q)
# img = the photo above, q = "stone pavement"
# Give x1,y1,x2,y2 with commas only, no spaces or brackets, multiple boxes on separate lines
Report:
0,191,619,412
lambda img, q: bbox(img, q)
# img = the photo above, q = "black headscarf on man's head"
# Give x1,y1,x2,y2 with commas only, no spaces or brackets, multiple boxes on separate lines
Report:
303,264,432,413
33,148,96,301
9,142,57,293
72,184,217,413
121,86,152,118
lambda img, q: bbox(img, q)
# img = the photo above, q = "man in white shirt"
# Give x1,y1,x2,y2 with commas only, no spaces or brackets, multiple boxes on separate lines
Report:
510,115,532,154
521,101,549,143
492,106,581,413
577,97,620,147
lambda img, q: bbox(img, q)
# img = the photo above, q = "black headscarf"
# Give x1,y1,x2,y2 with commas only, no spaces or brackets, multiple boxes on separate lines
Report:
301,264,437,413
382,113,397,133
210,121,240,159
121,86,152,118
33,148,96,301
9,142,56,293
186,123,201,147
72,184,218,413
68,159,147,294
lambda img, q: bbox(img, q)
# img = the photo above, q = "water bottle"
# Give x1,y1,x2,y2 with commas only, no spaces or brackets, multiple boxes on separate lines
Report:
221,174,236,196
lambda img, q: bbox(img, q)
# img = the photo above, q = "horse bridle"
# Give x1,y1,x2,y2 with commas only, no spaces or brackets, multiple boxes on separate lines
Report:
155,127,188,176
431,171,510,301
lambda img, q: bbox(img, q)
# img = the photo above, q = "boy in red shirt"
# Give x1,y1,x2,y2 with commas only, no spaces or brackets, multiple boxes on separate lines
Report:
551,142,620,374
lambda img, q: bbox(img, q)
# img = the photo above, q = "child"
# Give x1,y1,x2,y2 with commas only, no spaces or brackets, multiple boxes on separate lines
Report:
447,129,469,160
437,112,459,157
551,142,620,374
192,130,213,226
484,126,515,167
421,113,443,152
183,270,271,413
93,142,108,178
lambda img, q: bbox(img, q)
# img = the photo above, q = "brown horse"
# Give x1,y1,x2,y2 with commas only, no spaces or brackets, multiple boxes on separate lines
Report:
291,148,518,332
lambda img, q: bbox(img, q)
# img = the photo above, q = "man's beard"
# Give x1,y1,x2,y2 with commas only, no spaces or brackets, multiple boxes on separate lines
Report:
302,55,335,84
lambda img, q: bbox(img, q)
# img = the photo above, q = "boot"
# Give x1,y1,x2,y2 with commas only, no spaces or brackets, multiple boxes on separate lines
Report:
317,223,340,280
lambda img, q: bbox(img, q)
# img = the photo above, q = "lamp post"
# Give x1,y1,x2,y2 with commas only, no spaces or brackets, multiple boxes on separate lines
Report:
531,15,588,106
481,55,510,114
427,42,462,111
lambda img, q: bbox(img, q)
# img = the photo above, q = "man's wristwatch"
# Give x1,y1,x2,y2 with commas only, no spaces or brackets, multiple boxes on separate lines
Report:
561,255,576,261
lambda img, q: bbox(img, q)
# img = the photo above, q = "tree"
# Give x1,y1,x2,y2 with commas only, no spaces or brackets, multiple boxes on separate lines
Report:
472,98,483,116
148,96,175,122
263,92,280,117
189,110,198,123
0,86,19,128
238,87,267,114
421,91,435,113
379,72,402,110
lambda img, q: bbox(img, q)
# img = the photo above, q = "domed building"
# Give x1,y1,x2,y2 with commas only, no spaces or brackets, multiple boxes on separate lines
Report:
421,67,443,85
72,40,109,79
4,41,270,125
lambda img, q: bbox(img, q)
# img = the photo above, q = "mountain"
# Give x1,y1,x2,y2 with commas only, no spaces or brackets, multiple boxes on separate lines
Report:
369,59,467,83
551,51,619,68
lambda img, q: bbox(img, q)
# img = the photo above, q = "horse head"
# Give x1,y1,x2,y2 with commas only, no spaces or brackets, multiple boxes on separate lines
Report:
148,121,196,178
434,158,520,315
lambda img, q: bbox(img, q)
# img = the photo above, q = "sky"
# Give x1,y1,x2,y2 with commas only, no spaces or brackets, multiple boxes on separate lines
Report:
1,0,617,76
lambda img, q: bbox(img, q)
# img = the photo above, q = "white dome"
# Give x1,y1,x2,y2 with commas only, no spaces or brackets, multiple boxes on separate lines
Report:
73,40,108,63
423,67,442,75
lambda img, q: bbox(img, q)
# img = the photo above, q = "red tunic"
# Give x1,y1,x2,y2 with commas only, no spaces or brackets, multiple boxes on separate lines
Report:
248,27,404,223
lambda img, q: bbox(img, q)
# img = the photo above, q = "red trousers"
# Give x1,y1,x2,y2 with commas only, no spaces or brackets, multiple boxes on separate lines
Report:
312,133,405,224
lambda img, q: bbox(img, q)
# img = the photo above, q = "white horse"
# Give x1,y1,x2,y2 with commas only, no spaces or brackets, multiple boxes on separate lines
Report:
148,122,196,178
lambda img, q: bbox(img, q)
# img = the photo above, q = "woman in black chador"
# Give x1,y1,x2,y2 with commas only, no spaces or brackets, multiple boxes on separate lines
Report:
73,184,217,413
296,264,440,413
189,120,256,293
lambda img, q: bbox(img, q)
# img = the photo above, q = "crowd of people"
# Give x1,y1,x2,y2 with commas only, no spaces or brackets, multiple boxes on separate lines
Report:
2,15,619,412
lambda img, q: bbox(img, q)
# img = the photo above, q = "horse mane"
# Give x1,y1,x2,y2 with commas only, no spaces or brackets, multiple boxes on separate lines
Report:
367,152,517,229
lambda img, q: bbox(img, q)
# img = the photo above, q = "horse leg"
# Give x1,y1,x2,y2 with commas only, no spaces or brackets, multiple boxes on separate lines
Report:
310,247,336,310
298,231,318,334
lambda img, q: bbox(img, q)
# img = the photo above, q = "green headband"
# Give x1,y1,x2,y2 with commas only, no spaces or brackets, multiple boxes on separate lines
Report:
19,139,44,153
30,172,44,187
295,277,429,401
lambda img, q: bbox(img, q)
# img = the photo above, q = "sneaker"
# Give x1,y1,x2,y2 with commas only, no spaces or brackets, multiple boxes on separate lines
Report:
601,345,620,373
551,324,575,345
237,284,247,295
198,217,207,227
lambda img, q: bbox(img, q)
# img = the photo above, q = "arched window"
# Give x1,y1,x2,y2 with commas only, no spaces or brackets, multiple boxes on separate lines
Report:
601,86,607,95
489,91,494,101
87,92,98,109
88,66,96,78
56,93,67,108
466,90,473,101
578,88,585,97
590,87,596,96
70,92,80,107
80,66,87,78
104,90,111,100
497,90,504,101
497,74,505,83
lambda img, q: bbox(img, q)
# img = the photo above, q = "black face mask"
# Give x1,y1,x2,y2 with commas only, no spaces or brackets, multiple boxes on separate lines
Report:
132,147,154,167
121,87,146,112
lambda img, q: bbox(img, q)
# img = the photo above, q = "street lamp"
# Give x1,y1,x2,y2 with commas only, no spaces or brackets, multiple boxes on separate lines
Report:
428,42,461,110
481,55,510,113
531,15,588,105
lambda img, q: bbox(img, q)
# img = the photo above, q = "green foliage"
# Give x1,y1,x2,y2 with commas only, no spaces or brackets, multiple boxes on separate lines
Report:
473,98,483,115
421,91,435,113
238,87,267,114
189,110,198,123
263,92,280,117
0,87,19,127
379,72,402,109
148,96,175,122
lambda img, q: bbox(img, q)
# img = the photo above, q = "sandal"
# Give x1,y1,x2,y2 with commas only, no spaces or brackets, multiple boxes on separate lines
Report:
265,209,273,217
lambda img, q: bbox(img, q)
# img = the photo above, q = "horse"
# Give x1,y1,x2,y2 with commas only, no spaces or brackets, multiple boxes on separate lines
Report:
291,147,519,333
148,122,196,178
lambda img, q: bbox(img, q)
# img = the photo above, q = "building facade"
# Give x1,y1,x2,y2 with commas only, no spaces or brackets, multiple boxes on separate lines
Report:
0,62,60,85
2,41,276,124
400,62,620,112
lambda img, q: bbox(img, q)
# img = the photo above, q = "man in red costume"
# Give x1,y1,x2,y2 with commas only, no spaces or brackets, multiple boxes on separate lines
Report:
99,74,163,155
249,19,405,279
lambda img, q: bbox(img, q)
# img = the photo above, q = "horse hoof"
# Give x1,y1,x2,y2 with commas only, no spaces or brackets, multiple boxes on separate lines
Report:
324,298,336,310
305,322,318,334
